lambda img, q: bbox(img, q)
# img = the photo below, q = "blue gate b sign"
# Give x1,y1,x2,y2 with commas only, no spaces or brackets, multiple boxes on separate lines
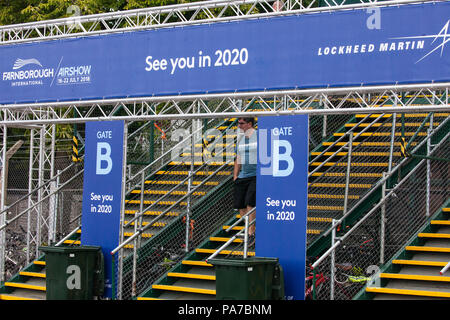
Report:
256,115,309,300
81,120,125,298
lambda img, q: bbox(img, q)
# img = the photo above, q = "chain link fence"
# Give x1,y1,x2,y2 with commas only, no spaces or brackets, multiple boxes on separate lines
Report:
309,125,449,300
3,135,83,280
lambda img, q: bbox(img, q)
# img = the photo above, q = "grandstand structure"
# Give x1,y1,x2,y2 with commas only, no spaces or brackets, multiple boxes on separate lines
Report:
0,0,449,300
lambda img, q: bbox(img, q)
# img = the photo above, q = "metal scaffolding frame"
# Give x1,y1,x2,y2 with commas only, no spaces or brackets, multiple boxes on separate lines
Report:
1,83,449,125
0,0,449,287
0,0,434,45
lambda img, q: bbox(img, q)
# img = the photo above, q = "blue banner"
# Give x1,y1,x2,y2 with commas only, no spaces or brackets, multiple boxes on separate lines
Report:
0,2,449,104
81,120,124,298
256,115,309,300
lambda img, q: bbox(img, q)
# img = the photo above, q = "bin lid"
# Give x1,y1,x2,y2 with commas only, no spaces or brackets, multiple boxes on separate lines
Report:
208,256,278,267
39,245,101,253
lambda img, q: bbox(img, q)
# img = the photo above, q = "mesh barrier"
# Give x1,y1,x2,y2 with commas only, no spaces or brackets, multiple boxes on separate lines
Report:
3,137,84,280
309,130,449,300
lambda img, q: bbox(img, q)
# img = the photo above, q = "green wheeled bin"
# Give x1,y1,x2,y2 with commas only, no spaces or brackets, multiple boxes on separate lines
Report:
39,246,104,300
209,257,284,300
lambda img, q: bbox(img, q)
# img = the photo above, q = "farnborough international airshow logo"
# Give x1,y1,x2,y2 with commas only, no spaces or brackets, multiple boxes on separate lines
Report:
316,20,450,64
2,58,55,87
2,56,92,87
13,58,43,70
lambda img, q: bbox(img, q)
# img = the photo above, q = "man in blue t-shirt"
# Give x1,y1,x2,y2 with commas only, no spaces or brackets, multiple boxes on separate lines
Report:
233,117,257,241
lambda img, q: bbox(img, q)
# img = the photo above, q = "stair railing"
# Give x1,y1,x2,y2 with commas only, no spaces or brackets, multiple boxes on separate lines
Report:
121,117,237,239
440,261,450,276
111,158,233,298
309,113,387,176
111,114,239,297
311,119,450,299
206,207,256,262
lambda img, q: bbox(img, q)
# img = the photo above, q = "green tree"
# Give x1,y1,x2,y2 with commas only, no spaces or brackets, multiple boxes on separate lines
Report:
0,0,201,25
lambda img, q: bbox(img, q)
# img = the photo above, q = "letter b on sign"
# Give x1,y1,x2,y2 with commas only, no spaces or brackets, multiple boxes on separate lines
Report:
273,140,294,177
96,142,112,175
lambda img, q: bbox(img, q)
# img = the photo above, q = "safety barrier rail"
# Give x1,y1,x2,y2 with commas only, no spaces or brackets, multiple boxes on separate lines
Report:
310,117,449,299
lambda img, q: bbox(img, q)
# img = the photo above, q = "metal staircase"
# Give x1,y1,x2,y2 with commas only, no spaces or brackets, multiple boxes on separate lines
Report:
356,200,450,300
1,98,448,300
307,107,450,257
137,213,254,300
133,107,449,300
0,117,238,300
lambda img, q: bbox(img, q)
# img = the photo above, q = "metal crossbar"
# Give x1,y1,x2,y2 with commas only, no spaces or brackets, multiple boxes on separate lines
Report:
0,0,434,45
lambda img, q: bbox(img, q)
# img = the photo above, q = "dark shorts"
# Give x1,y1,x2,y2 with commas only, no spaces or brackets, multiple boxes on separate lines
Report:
233,176,256,209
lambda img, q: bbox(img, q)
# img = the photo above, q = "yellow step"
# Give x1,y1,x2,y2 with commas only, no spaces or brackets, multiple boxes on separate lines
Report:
217,126,237,130
307,217,334,223
322,141,416,147
0,294,40,300
182,260,213,267
4,282,46,291
167,272,216,281
310,162,389,167
311,151,400,157
380,273,450,282
144,180,219,186
123,232,153,238
310,172,383,178
345,122,439,128
63,240,81,245
156,170,232,176
125,200,187,206
334,132,426,137
168,161,233,166
195,248,255,256
431,220,450,226
19,271,45,278
222,225,244,231
392,259,448,267
130,190,206,196
418,233,450,239
308,193,359,200
125,210,179,216
195,143,235,148
309,182,372,189
152,284,216,295
124,221,166,227
137,297,163,300
205,134,236,139
308,205,345,211
210,237,243,243
366,287,450,298
405,246,450,253
355,113,449,118
219,226,326,234
443,208,450,212
180,152,236,157
34,261,45,266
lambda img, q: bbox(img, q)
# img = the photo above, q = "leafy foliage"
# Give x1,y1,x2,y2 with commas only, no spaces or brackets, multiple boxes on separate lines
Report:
0,0,199,25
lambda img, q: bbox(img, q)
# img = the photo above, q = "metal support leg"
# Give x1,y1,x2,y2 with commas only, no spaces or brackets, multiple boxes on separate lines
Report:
330,219,337,300
343,133,353,219
0,126,7,283
426,113,434,217
380,172,387,265
117,121,128,300
243,215,249,259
